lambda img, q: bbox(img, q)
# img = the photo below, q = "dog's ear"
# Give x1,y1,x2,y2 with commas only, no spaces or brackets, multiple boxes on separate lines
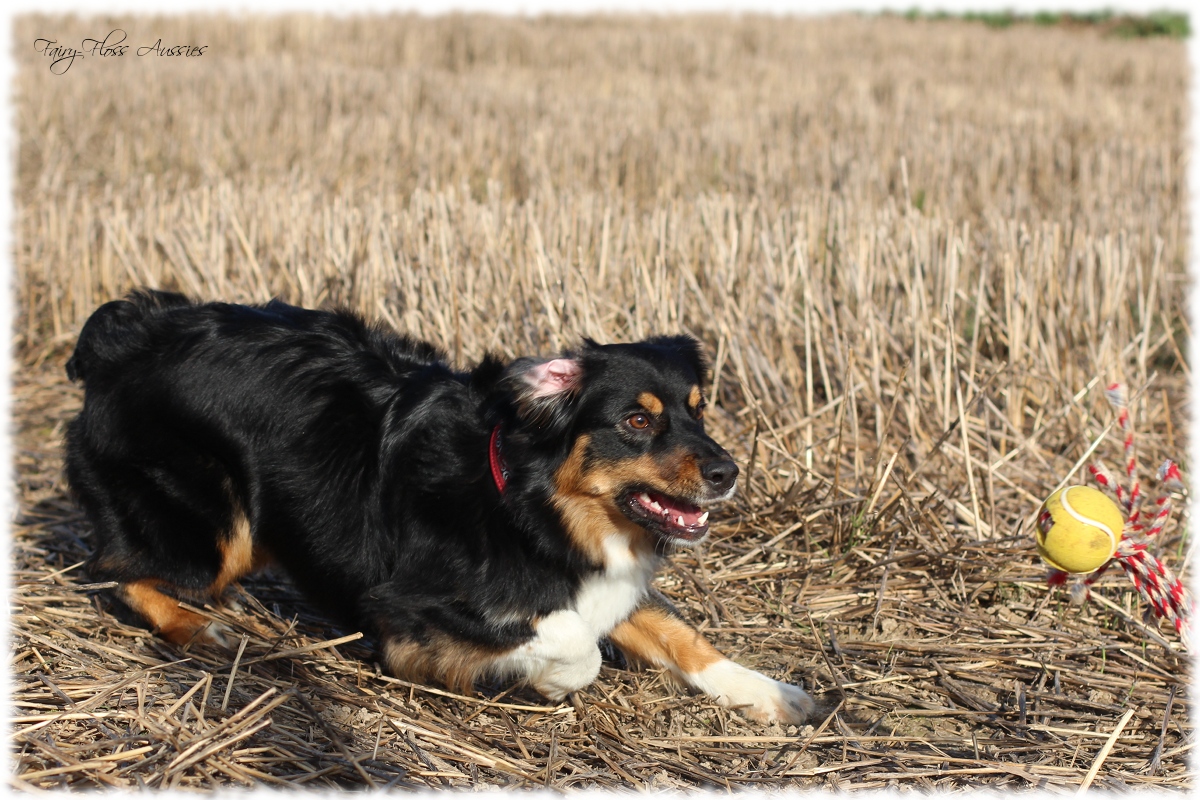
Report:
523,358,583,400
645,334,710,383
502,356,584,429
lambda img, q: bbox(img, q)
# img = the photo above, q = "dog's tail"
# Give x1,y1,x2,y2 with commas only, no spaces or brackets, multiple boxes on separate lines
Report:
66,290,194,383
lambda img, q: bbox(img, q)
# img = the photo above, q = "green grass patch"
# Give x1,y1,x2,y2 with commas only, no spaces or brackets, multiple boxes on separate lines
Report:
894,8,1189,38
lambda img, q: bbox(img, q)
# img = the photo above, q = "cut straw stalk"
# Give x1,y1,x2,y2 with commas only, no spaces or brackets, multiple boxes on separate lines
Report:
1076,708,1137,794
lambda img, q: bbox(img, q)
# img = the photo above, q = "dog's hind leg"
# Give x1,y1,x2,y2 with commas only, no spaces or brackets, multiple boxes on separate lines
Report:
102,498,269,647
119,579,232,646
99,514,265,648
381,634,501,695
206,494,273,597
69,436,267,646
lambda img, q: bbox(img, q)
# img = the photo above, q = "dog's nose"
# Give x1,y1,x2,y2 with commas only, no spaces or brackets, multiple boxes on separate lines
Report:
701,459,739,493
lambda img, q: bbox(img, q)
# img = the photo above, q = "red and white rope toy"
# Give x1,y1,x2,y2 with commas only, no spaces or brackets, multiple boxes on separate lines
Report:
1045,383,1191,648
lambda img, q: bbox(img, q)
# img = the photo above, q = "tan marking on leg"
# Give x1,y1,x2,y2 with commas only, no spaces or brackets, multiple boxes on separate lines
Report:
249,545,273,572
121,579,214,646
210,513,254,595
637,392,664,416
609,605,724,674
209,503,272,597
687,385,702,411
383,635,498,695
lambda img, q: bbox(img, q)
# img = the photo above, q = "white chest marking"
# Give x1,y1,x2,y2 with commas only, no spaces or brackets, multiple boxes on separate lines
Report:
572,535,658,637
488,534,658,701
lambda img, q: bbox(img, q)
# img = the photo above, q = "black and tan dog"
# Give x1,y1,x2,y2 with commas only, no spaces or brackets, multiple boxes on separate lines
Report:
64,290,814,724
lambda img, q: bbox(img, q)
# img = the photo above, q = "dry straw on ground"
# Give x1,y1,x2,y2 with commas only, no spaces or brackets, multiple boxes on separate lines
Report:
12,12,1191,790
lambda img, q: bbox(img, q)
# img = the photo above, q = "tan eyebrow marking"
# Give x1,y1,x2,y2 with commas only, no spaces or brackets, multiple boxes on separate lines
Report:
637,392,664,416
687,385,702,410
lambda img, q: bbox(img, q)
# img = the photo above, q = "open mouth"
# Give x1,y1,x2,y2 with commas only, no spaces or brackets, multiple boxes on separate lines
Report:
622,490,711,542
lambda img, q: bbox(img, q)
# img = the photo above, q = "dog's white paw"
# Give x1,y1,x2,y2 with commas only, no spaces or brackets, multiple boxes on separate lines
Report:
685,659,815,724
190,619,235,648
491,610,601,701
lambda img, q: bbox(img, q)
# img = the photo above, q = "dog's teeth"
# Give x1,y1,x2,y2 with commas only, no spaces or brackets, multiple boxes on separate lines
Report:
698,512,709,525
638,492,652,504
676,515,685,526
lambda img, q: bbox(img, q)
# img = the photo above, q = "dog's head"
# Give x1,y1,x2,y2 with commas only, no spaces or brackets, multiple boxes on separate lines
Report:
501,336,737,551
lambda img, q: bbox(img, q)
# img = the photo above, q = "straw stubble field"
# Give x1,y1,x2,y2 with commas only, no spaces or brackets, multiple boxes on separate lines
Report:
11,12,1191,790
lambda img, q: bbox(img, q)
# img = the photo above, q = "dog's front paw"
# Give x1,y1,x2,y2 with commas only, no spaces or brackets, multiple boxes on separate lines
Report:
491,610,602,701
686,659,815,724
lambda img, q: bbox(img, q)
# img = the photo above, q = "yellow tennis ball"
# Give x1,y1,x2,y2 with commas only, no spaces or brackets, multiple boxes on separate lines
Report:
1036,486,1123,574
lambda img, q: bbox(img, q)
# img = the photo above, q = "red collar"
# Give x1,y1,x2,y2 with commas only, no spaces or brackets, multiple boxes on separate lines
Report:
489,424,509,494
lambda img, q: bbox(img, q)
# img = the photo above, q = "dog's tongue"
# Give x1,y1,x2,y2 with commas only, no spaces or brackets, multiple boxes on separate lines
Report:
647,491,705,527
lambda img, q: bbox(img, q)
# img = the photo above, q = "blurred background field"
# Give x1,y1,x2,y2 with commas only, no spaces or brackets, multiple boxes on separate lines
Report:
11,12,1191,790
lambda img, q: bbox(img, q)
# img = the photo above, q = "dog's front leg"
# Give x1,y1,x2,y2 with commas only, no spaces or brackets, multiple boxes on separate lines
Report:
608,603,815,724
491,610,602,701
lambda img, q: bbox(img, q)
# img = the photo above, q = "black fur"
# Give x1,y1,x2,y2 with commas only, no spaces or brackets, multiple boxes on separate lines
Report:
64,291,736,677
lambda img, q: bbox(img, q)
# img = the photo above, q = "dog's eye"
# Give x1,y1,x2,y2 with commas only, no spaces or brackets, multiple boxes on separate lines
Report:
627,413,651,430
695,400,707,419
